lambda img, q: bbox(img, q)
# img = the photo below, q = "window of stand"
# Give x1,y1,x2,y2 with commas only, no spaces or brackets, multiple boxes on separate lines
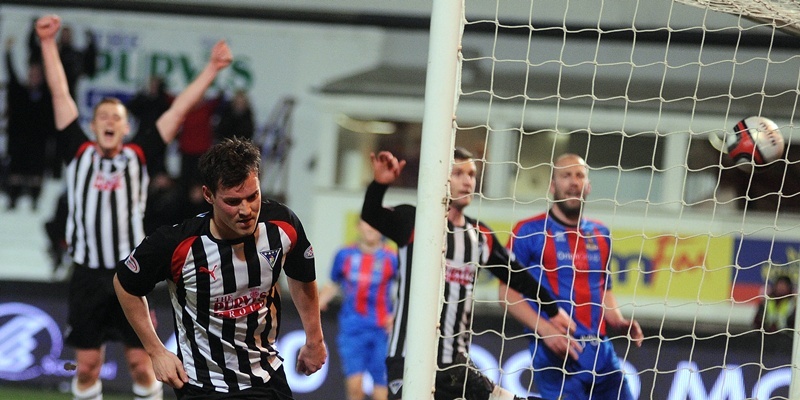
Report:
334,117,800,215
514,128,800,215
334,118,487,191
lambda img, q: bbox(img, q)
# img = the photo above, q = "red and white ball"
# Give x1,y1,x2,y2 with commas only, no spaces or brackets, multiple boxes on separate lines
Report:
722,116,785,171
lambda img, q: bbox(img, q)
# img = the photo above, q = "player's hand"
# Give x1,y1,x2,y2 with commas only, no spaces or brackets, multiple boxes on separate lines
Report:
150,348,189,389
383,316,394,335
537,317,582,361
35,15,61,41
370,151,406,185
620,318,643,347
209,40,232,71
296,340,327,376
549,308,576,335
606,316,643,347
543,333,582,362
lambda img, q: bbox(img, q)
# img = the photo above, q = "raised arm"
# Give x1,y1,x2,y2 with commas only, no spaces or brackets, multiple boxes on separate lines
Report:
370,151,406,185
287,277,327,376
113,274,189,388
36,15,78,130
155,39,232,144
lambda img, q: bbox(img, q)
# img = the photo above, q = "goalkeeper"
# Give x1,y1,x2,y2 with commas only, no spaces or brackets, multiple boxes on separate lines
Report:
501,153,644,400
362,149,580,400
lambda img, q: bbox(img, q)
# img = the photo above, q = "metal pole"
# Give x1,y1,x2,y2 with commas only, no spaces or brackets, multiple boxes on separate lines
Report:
402,0,463,398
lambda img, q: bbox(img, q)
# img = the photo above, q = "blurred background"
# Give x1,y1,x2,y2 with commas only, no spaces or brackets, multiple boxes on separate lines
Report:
1,1,799,398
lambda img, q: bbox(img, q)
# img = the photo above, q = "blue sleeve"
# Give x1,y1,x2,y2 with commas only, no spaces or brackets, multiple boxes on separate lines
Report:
330,249,347,283
510,223,542,269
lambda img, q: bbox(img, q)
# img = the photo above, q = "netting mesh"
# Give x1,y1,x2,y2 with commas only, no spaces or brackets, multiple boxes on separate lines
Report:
439,0,800,398
676,0,800,35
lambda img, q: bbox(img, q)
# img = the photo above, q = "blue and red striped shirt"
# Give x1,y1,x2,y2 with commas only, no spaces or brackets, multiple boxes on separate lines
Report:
330,244,398,331
508,211,612,337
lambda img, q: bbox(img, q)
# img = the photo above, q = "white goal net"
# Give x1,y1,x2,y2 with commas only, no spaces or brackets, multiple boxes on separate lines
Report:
407,0,800,399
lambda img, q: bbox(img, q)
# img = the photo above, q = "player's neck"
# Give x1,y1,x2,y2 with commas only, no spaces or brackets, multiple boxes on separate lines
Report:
447,206,466,227
358,240,381,253
550,205,580,226
209,218,254,242
95,143,123,158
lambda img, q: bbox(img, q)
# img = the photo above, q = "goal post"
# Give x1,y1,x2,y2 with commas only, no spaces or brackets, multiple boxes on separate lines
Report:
402,1,464,399
408,0,800,399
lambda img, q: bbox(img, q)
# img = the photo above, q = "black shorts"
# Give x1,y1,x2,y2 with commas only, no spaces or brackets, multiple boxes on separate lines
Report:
175,366,294,400
65,263,144,349
386,353,496,400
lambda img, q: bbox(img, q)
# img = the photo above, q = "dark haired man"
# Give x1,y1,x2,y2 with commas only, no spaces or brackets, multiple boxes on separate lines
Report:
115,138,326,400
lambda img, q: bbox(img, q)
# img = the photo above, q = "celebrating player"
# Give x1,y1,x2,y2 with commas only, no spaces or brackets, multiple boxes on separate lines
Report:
36,13,232,400
501,153,644,400
114,138,326,399
361,149,579,400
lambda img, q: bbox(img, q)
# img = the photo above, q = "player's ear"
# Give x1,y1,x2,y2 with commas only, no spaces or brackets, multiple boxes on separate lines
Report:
584,180,592,197
202,186,214,204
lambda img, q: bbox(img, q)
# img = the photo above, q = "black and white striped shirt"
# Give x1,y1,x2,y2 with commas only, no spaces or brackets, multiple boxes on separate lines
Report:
116,201,316,393
61,120,164,269
361,181,558,365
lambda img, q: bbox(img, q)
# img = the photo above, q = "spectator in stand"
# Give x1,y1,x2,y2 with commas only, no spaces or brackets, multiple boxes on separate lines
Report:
215,88,255,142
127,76,182,235
177,91,223,218
319,219,397,400
179,91,222,185
3,36,54,210
127,75,174,178
754,275,797,335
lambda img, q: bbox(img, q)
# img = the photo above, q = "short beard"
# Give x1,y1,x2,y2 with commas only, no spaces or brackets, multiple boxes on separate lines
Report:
554,201,582,220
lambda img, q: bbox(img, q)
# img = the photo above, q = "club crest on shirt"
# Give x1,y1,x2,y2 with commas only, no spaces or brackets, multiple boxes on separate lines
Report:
259,249,281,270
304,245,314,259
585,236,599,250
124,251,140,273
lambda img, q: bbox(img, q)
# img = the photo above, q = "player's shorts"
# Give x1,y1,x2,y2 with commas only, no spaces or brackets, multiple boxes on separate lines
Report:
337,326,388,385
65,263,144,349
531,336,633,400
175,366,293,400
386,352,496,400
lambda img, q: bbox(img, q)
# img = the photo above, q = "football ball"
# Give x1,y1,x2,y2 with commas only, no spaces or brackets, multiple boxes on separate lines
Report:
709,116,785,171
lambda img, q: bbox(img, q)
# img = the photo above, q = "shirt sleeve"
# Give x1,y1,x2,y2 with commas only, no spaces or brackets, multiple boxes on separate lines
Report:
330,249,347,284
59,119,92,164
131,125,167,164
281,207,316,283
483,225,559,318
115,226,175,297
361,181,416,246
